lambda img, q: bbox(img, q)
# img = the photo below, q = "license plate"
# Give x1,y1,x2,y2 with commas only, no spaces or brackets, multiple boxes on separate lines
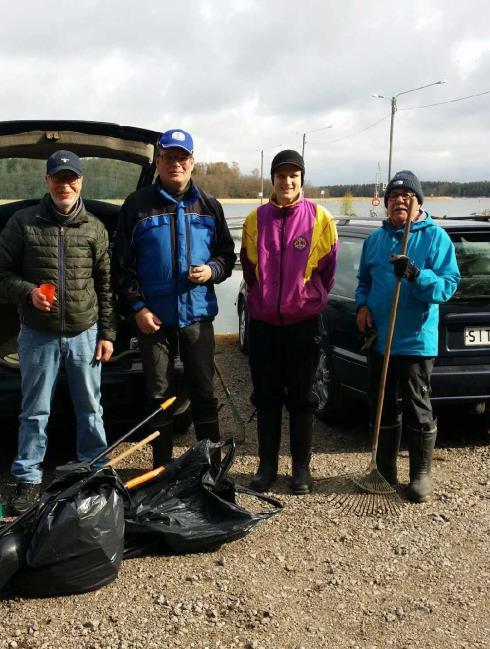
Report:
464,327,490,346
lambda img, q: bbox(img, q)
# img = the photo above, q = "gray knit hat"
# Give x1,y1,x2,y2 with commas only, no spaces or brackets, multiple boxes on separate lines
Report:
384,170,424,207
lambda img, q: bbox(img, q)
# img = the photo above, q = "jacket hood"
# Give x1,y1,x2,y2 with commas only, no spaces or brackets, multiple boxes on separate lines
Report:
382,210,434,235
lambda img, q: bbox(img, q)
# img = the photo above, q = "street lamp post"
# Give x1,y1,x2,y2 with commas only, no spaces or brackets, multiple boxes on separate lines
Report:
258,143,282,205
372,79,447,182
300,124,333,159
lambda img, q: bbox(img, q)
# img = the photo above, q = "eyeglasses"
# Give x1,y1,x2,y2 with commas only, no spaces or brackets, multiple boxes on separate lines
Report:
48,174,81,186
387,191,416,202
157,153,193,166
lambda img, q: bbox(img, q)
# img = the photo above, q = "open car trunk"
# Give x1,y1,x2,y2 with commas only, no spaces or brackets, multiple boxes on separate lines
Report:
0,120,190,434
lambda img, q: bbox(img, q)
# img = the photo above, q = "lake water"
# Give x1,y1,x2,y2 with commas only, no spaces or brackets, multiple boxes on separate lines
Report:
213,197,490,334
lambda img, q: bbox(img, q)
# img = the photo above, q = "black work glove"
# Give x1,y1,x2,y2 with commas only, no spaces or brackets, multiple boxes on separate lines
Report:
360,326,378,352
389,254,420,282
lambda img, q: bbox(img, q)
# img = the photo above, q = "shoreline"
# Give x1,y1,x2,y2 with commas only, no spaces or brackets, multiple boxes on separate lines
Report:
0,196,467,207
217,196,456,203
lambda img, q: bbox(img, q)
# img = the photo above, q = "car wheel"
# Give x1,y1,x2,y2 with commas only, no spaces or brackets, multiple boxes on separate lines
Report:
238,299,249,355
313,348,349,422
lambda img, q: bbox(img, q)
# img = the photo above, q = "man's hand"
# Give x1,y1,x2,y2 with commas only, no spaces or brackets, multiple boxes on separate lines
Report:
96,340,113,362
135,307,162,334
356,305,373,333
188,264,212,284
31,287,54,312
389,254,420,282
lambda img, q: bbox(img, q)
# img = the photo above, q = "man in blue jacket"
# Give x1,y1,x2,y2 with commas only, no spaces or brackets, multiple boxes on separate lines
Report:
113,129,236,468
355,170,460,502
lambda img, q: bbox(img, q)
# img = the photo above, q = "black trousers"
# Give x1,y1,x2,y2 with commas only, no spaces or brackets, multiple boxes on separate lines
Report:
367,352,435,428
248,317,320,413
138,321,218,427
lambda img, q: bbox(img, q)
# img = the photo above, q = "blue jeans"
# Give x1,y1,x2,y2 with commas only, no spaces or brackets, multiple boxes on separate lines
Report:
11,324,107,484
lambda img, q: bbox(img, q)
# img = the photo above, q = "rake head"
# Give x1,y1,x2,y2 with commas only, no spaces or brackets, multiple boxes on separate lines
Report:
325,468,402,516
350,467,396,495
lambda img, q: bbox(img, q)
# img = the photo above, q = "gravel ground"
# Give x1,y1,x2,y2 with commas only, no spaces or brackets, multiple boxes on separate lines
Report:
0,334,488,649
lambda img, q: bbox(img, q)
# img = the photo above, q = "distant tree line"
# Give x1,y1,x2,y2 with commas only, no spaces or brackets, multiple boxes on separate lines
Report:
192,162,270,198
1,158,489,199
0,158,140,200
318,181,490,198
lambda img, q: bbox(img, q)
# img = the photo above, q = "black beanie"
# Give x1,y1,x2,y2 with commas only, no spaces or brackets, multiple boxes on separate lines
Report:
384,170,424,207
270,149,305,186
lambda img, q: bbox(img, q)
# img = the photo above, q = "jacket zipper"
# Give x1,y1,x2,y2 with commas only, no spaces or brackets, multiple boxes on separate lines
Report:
59,227,65,333
277,211,286,324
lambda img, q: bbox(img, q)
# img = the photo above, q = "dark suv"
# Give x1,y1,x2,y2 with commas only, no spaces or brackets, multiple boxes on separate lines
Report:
237,217,490,424
0,120,190,433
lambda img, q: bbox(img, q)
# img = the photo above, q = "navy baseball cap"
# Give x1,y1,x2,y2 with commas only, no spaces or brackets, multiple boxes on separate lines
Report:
158,129,194,155
46,150,83,176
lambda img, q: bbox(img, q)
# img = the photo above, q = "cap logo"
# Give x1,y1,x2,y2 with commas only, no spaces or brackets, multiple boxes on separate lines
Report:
172,131,186,142
394,180,403,185
293,236,308,251
61,157,70,163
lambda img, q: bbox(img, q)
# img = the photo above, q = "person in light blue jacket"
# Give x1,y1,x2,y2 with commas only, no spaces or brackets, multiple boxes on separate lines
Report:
355,170,460,503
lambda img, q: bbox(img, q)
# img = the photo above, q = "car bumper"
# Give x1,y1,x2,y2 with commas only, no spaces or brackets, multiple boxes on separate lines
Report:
332,350,490,406
431,363,490,403
0,352,146,424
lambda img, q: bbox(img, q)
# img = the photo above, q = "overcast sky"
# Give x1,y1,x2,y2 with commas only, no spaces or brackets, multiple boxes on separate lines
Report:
1,0,489,185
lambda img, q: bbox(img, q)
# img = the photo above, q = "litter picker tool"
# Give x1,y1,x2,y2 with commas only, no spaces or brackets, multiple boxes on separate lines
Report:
214,358,246,444
330,199,417,515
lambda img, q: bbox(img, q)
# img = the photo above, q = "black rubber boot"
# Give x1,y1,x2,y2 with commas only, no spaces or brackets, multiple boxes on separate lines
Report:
374,418,402,486
194,419,221,470
407,421,437,503
290,411,314,495
10,482,41,516
250,408,282,492
151,422,174,469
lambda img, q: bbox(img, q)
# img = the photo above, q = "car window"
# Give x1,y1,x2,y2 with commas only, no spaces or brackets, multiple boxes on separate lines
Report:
451,232,490,300
0,157,141,206
332,235,364,298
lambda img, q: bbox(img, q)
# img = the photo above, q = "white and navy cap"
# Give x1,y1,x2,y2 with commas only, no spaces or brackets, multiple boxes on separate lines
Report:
46,150,82,176
158,129,194,155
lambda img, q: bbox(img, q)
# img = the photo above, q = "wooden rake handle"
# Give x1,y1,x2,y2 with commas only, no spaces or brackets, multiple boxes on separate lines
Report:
106,431,160,467
370,198,417,465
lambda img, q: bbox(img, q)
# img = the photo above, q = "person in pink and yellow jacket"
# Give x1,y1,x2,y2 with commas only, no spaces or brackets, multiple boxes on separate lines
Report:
241,150,338,494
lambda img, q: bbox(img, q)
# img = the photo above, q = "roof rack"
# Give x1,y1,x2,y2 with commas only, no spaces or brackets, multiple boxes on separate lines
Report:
433,215,490,222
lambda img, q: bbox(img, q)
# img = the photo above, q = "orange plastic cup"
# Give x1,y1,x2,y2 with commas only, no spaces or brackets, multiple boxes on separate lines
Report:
39,283,56,304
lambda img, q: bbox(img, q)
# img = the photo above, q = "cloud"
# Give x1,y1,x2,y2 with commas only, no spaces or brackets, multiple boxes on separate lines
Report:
453,39,490,76
0,0,489,184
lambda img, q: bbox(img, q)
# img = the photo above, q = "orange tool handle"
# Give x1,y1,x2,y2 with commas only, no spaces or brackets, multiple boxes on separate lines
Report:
125,465,166,490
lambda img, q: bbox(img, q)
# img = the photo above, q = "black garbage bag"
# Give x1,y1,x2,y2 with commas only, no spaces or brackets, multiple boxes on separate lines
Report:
8,468,127,597
124,439,282,557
